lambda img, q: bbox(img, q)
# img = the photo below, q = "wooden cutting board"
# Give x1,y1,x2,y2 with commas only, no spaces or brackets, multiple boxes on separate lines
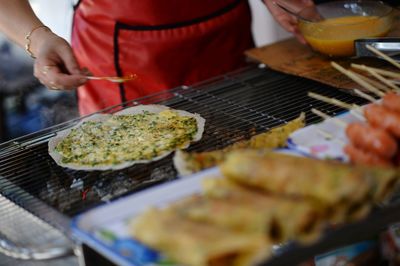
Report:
246,15,400,91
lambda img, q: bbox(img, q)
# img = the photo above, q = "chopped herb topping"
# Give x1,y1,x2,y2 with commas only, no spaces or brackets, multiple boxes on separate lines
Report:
55,110,198,166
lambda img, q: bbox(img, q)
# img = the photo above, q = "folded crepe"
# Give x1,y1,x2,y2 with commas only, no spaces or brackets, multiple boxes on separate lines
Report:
365,167,400,203
129,150,400,266
220,150,400,222
131,207,270,266
197,178,324,243
173,113,305,176
221,150,375,205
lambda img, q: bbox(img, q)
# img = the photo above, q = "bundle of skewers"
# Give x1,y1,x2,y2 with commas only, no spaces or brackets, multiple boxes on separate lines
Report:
309,45,400,167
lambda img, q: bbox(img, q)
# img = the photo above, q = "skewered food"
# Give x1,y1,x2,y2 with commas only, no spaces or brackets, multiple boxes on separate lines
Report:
173,113,305,176
344,143,392,167
364,104,400,138
345,122,398,159
48,105,205,171
327,61,400,167
382,92,400,113
308,90,400,167
344,103,400,167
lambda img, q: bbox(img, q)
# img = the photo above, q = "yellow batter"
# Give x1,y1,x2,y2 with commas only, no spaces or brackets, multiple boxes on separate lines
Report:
300,16,392,57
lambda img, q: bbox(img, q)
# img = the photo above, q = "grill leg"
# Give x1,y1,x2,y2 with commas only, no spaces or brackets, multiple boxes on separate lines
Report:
77,245,86,266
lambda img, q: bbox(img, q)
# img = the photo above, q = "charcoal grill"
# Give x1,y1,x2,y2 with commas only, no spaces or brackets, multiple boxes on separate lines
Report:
0,64,384,263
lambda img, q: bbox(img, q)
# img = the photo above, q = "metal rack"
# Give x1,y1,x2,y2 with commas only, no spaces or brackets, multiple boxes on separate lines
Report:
0,64,370,262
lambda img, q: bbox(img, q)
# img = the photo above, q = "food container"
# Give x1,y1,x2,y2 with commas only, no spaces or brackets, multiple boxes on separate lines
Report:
381,223,400,265
314,240,380,266
298,0,395,57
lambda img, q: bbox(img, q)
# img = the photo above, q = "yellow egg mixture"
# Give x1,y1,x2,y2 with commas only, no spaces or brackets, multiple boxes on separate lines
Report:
300,16,392,57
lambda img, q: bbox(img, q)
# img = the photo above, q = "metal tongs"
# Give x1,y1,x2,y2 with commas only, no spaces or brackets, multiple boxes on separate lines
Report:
354,38,400,61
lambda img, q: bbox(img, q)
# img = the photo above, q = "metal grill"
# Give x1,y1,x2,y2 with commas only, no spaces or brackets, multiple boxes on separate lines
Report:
0,64,369,260
0,195,73,260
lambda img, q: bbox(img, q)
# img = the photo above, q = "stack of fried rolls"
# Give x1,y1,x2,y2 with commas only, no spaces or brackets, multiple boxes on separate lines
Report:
131,150,400,266
221,150,400,222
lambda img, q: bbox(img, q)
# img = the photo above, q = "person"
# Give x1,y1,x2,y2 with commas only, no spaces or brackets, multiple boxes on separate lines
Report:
0,0,314,115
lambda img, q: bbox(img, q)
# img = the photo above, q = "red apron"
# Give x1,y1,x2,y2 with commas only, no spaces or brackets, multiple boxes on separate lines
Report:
72,0,254,115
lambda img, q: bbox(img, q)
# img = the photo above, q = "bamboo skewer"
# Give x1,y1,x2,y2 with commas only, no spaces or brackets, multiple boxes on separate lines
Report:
311,108,347,128
390,79,400,85
310,109,347,147
308,92,358,110
351,64,400,79
316,128,346,146
350,64,400,93
316,59,400,125
353,89,378,103
352,71,391,93
311,110,351,153
310,49,400,164
331,62,385,97
366,44,400,70
308,92,365,121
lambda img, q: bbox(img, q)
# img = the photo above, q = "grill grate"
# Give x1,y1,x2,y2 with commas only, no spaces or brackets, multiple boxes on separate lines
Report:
0,194,73,260
0,64,368,234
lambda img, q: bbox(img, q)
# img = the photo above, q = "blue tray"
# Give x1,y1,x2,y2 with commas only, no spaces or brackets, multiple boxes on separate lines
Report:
70,148,306,266
71,167,221,266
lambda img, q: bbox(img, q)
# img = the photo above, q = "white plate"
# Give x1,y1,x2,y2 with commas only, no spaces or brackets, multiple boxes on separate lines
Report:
287,111,362,161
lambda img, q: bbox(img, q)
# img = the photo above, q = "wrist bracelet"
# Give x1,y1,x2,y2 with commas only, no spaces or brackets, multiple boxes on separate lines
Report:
25,25,50,59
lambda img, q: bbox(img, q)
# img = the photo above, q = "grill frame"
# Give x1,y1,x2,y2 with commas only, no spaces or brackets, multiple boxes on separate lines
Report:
0,64,373,262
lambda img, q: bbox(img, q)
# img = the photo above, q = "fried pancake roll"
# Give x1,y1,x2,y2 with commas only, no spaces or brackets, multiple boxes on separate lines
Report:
331,166,400,222
201,178,324,243
173,113,305,176
220,150,374,206
172,194,275,238
131,207,270,266
364,167,400,203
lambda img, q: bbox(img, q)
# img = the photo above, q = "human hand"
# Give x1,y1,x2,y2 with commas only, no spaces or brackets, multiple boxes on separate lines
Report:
30,28,87,90
264,0,316,44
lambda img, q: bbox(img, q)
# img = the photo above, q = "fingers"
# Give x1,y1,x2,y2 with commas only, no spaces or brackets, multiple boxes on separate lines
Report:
49,80,61,90
292,28,308,45
264,0,309,44
265,1,298,30
34,61,87,90
31,33,88,90
299,0,314,6
57,43,82,75
81,67,93,76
